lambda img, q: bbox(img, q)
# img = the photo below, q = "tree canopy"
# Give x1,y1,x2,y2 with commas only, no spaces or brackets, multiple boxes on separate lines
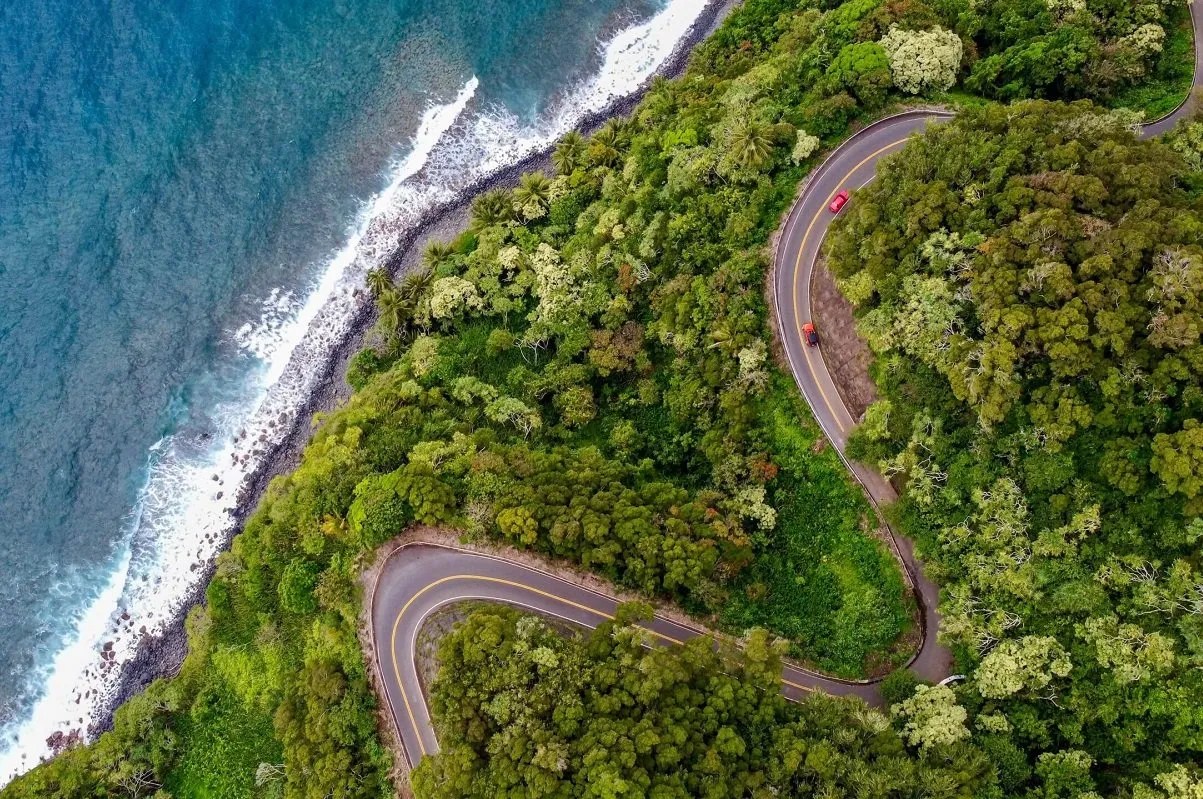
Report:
830,100,1203,797
413,606,995,799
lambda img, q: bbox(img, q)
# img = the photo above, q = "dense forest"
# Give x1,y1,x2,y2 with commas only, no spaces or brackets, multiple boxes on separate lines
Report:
937,0,1192,107
413,604,996,798
829,101,1203,797
4,0,1200,796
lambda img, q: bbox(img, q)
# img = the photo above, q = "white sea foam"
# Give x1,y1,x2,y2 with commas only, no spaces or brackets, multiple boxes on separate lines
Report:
0,0,711,784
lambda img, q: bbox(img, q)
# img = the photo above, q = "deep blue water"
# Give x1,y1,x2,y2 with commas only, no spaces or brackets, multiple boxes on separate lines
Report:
0,0,667,774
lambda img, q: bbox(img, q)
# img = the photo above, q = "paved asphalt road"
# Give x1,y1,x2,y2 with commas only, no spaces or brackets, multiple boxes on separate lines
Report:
372,6,1203,767
766,0,1203,693
372,543,881,766
771,109,957,689
1144,0,1203,137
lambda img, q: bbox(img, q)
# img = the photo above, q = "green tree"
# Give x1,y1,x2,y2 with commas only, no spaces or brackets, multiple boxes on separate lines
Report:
827,41,893,107
553,130,586,174
413,608,995,798
830,102,1203,793
727,120,774,170
1151,420,1203,499
365,267,392,298
278,560,319,615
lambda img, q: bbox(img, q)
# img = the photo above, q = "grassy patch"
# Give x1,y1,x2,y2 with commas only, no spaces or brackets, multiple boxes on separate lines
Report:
719,381,910,677
166,688,281,799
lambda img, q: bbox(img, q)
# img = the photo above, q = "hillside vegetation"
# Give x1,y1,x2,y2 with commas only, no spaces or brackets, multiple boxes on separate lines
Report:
413,605,996,798
5,0,1200,796
830,101,1203,797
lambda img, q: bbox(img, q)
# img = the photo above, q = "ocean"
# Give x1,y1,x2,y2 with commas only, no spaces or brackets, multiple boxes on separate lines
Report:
0,0,710,781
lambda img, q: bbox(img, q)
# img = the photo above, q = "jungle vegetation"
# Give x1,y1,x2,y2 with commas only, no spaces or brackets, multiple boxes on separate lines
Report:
829,100,1203,798
4,0,923,795
3,0,1200,796
935,0,1191,107
412,605,996,799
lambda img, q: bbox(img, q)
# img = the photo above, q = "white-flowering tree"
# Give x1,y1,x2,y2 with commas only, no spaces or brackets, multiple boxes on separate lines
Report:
1122,23,1166,60
429,276,484,320
1134,766,1203,799
975,635,1072,699
879,25,963,95
732,486,777,531
891,684,970,751
791,129,821,164
485,396,542,438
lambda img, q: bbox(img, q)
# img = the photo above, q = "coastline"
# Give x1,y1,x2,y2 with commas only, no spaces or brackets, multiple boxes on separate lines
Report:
94,0,739,738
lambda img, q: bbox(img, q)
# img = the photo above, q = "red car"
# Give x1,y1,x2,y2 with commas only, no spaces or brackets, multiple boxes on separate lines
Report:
828,189,849,214
802,322,819,347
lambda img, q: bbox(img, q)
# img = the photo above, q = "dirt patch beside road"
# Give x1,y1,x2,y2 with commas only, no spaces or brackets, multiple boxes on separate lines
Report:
811,257,878,421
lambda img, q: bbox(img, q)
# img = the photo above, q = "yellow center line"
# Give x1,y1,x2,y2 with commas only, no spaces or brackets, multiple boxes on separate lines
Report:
390,574,817,760
789,138,911,436
391,574,686,757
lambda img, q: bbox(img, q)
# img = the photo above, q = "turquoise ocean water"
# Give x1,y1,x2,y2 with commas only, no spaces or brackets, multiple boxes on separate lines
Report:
0,0,705,779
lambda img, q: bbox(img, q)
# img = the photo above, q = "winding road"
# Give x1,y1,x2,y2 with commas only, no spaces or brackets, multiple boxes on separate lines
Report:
371,542,881,765
370,5,1203,768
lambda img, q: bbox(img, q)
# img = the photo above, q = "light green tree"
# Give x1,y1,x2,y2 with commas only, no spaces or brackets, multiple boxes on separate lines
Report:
1076,615,1175,684
975,635,1072,698
1033,750,1098,798
429,276,484,320
890,684,970,751
485,397,542,438
879,25,963,94
407,335,441,377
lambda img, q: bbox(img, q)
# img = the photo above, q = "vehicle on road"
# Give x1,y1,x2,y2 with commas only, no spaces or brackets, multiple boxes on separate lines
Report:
803,322,819,347
828,190,849,213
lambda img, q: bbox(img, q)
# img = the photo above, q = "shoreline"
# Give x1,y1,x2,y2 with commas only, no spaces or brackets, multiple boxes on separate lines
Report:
93,0,739,739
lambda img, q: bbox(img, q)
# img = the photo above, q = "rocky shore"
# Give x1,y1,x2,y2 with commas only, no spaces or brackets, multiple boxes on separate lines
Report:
92,0,741,738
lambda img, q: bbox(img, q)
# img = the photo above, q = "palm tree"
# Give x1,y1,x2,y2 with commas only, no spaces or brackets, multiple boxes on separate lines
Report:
470,189,513,229
399,267,434,302
648,75,674,105
376,288,414,335
513,171,552,215
365,267,393,298
729,122,774,170
422,241,454,270
552,131,586,175
605,116,635,144
587,126,622,169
